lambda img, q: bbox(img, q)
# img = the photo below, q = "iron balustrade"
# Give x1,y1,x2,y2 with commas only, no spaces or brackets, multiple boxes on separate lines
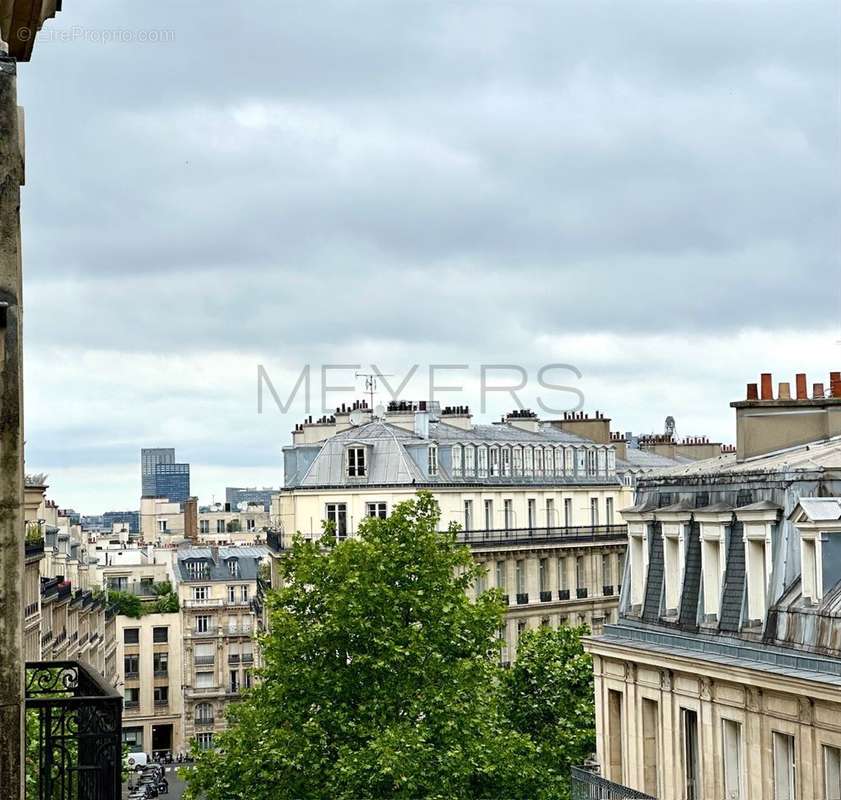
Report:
194,716,214,726
603,585,615,596
558,589,570,601
540,591,552,602
516,593,529,605
577,588,589,599
25,661,122,800
571,767,656,800
457,524,627,547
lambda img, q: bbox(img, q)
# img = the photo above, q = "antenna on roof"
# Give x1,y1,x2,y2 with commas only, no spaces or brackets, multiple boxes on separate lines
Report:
355,371,393,411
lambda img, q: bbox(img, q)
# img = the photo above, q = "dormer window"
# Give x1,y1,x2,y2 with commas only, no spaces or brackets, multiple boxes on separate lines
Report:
512,447,523,475
489,447,499,477
452,445,463,478
227,559,239,578
464,445,475,476
428,445,438,477
347,447,366,478
477,446,488,478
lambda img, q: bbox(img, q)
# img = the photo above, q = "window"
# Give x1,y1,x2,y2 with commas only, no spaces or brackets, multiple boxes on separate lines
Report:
195,671,215,688
428,445,438,477
124,628,139,645
196,615,212,634
464,445,475,476
326,503,348,538
477,446,488,478
545,448,554,475
539,559,548,593
463,500,473,532
228,585,237,603
546,498,556,528
347,446,366,477
152,626,168,643
564,498,573,527
558,558,568,591
484,499,493,531
452,445,463,477
199,520,209,534
153,685,169,706
576,449,587,475
228,559,239,577
195,702,213,723
124,687,140,707
524,447,534,476
153,652,168,676
513,447,523,475
475,565,487,594
527,498,537,530
230,670,240,693
606,497,614,525
608,690,623,783
515,560,525,595
247,518,256,531
590,498,599,526
642,698,659,797
682,709,700,800
158,520,168,533
495,560,506,591
240,585,249,602
534,447,544,477
216,519,226,534
602,554,612,593
586,449,597,476
773,731,796,800
243,669,253,689
366,502,387,519
576,556,586,591
722,718,743,800
824,745,841,800
501,447,511,476
489,447,499,477
196,732,214,751
192,586,209,601
124,654,139,677
504,499,514,530
122,727,143,749
565,448,575,475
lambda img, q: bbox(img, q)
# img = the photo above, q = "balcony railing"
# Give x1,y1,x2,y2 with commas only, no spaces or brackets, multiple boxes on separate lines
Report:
571,766,655,799
558,589,570,601
516,593,529,605
458,524,627,548
194,716,215,726
540,591,552,602
603,585,615,596
25,661,122,800
228,654,240,664
194,656,215,666
577,588,589,599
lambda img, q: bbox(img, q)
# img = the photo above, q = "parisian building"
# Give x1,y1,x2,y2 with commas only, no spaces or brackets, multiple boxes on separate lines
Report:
268,400,635,659
584,371,841,800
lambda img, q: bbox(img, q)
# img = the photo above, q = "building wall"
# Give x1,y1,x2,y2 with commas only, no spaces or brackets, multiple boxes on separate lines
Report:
590,649,841,800
117,612,184,756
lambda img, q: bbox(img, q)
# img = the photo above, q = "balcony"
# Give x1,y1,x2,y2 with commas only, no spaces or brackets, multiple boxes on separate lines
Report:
577,588,589,599
228,654,240,665
194,716,215,726
603,585,615,596
570,766,655,799
241,653,254,664
457,524,627,548
192,627,217,637
154,668,169,678
516,593,529,605
194,656,215,666
540,591,552,602
25,661,122,800
267,529,283,553
558,589,570,601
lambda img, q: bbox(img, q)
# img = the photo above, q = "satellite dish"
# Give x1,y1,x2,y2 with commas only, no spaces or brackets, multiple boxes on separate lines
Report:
349,409,366,426
374,404,386,420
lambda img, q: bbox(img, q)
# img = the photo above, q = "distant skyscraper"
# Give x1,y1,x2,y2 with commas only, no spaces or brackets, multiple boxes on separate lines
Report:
141,448,175,497
152,463,191,504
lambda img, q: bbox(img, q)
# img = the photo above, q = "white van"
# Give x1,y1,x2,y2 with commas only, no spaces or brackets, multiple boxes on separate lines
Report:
125,751,148,770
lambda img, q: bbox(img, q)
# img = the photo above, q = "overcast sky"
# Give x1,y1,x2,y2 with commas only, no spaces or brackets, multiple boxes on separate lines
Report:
17,0,841,513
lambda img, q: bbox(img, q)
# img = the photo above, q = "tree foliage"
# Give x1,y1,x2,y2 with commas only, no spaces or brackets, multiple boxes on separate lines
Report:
502,625,596,800
106,590,143,619
186,492,594,800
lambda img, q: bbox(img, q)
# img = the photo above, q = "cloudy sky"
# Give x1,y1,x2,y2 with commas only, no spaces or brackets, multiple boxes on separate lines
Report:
17,0,841,513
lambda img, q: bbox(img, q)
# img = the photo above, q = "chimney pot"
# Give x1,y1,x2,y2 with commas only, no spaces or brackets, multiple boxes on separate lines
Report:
760,373,773,400
778,382,791,400
796,373,808,400
832,379,841,399
746,383,759,401
814,383,825,399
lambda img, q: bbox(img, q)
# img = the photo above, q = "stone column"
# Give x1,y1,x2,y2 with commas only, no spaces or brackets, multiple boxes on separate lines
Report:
0,54,25,800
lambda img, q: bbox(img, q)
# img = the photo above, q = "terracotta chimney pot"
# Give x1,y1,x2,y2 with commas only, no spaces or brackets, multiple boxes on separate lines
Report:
760,373,773,400
796,373,808,400
778,382,791,400
746,383,759,401
814,383,825,399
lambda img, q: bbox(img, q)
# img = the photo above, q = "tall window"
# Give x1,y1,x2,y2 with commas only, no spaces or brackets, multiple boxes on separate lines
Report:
534,448,544,477
196,732,214,751
366,502,387,519
227,559,239,577
326,503,347,538
495,560,506,590
199,520,209,534
484,499,493,531
489,447,499,477
158,520,168,533
504,500,514,531
512,447,523,475
428,445,438,476
196,615,211,634
558,558,567,591
347,447,366,477
642,698,659,797
227,585,237,603
124,654,139,677
464,445,475,476
501,447,511,476
608,690,623,783
590,498,599,526
773,731,796,800
477,446,488,478
539,559,548,593
192,586,209,601
606,497,614,525
576,556,585,591
682,709,700,800
216,519,226,534
546,498,556,528
463,500,473,532
230,670,240,693
602,554,612,593
515,560,525,595
452,445,463,477
524,447,534,476
545,448,554,476
195,703,213,723
527,499,536,531
824,745,841,800
586,449,597,476
722,719,743,800
153,652,168,676
564,498,573,527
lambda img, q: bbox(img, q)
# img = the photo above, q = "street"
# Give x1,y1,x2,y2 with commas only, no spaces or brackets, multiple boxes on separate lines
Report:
124,765,192,799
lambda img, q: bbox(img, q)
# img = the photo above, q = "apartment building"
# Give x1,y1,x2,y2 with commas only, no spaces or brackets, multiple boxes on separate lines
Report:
140,497,270,546
269,401,633,659
176,547,262,752
118,612,184,758
584,371,841,800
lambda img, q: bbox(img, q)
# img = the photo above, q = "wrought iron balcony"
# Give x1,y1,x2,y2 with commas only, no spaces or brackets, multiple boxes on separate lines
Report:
603,585,615,596
516,593,529,605
558,589,570,601
571,766,655,799
25,661,122,800
457,524,627,548
577,588,589,599
194,716,215,726
540,591,552,602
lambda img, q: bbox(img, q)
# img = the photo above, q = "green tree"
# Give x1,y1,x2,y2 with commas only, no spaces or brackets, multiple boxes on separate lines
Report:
501,625,596,800
185,492,553,800
153,592,180,614
106,590,143,619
